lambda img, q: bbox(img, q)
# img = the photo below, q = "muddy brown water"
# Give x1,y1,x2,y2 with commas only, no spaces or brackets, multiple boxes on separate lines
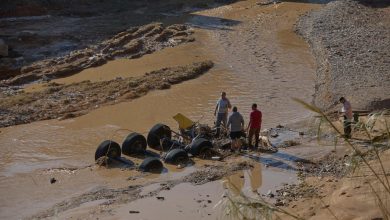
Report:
0,1,322,219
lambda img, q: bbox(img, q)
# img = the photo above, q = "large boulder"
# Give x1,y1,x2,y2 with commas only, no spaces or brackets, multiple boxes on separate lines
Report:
0,39,8,57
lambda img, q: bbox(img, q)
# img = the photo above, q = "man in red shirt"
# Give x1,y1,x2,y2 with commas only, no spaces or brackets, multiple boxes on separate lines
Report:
247,103,262,149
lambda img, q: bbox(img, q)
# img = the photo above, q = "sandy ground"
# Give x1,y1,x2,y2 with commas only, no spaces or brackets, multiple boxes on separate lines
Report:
280,148,390,220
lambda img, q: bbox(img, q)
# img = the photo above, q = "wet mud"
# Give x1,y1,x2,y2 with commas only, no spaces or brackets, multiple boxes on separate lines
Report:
1,23,194,85
0,61,213,127
28,161,252,219
0,0,236,80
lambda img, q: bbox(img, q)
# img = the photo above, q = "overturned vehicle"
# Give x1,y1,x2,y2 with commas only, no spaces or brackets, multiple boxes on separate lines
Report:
94,113,221,172
94,113,278,172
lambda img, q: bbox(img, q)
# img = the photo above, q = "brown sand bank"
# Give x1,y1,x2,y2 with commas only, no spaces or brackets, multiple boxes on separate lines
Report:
0,61,213,127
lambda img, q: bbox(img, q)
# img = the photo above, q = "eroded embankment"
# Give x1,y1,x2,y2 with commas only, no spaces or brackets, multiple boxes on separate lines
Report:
0,61,213,127
1,23,194,84
296,0,390,111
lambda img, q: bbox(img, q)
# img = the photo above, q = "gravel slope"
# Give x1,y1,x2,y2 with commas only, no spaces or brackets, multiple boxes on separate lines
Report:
296,0,390,111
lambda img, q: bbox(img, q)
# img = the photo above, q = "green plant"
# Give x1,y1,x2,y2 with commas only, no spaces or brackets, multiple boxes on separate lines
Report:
218,99,389,220
293,99,390,219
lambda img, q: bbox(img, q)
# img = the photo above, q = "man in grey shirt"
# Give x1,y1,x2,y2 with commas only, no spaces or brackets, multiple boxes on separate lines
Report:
227,106,244,151
214,92,231,137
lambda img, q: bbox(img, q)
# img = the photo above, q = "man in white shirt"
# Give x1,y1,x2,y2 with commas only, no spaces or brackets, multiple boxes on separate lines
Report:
214,92,232,137
339,97,353,138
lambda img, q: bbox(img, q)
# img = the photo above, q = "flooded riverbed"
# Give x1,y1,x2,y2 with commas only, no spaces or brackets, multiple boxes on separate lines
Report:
0,1,322,219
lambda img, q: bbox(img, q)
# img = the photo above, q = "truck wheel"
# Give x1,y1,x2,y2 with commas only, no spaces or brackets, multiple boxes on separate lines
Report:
189,138,213,157
161,137,185,151
122,133,147,156
138,157,163,172
164,149,189,164
95,140,121,161
147,124,172,150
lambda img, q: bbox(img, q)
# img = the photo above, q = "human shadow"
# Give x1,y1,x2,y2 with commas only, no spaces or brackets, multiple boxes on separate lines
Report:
243,153,298,171
369,98,390,110
271,152,314,164
357,0,390,8
102,156,135,169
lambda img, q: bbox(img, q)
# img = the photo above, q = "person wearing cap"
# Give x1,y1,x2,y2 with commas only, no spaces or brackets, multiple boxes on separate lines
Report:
214,92,232,136
247,103,262,149
339,97,353,138
227,106,245,151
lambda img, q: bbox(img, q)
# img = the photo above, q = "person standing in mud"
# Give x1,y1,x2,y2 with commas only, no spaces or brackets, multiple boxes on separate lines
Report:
339,97,353,139
247,103,262,149
214,92,232,137
227,106,245,151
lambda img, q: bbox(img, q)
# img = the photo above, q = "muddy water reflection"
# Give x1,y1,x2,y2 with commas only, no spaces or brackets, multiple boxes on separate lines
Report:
225,163,295,196
103,163,295,220
225,163,263,196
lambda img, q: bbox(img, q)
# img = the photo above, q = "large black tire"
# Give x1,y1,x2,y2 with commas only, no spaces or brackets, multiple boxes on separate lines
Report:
138,157,163,172
122,133,147,156
188,138,213,157
161,137,185,151
164,148,189,164
147,124,172,150
95,140,121,161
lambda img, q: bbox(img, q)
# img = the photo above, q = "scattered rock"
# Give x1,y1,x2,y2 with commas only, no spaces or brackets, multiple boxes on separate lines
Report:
273,182,319,207
266,190,274,198
296,0,390,111
276,124,284,128
270,133,279,138
274,201,284,206
50,177,57,184
182,161,253,185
